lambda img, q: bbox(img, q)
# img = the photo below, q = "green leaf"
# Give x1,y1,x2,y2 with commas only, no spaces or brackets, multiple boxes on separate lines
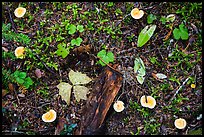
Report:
25,77,33,85
106,52,114,62
19,72,27,79
137,25,157,47
173,23,189,40
136,75,145,84
23,82,30,89
173,28,180,40
16,77,24,84
13,71,20,78
147,14,157,24
76,25,84,32
97,50,115,66
160,16,167,24
71,39,76,46
56,43,69,58
97,50,106,58
68,24,76,35
179,24,189,40
138,68,146,76
134,57,146,76
75,37,83,46
98,60,106,66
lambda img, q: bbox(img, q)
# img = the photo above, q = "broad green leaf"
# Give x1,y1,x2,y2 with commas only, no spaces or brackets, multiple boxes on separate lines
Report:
69,70,92,85
97,50,106,58
75,37,83,46
23,82,30,89
136,75,145,84
137,25,157,47
68,24,76,35
16,77,24,84
134,60,140,73
155,73,167,79
97,50,115,66
98,60,106,66
138,68,146,76
71,39,76,46
138,57,145,69
173,28,180,40
25,77,33,85
57,82,72,105
56,43,69,58
73,85,89,102
14,71,20,78
179,24,189,40
19,72,27,79
107,52,114,62
134,57,146,76
147,14,157,24
180,31,189,40
77,25,84,32
173,24,189,40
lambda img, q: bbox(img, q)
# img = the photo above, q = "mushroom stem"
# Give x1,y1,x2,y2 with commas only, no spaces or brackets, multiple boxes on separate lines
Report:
145,95,148,103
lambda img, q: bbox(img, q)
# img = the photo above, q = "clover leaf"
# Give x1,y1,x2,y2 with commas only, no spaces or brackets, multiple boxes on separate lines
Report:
173,23,189,40
56,43,69,58
97,50,114,66
71,37,83,46
68,24,76,35
77,25,84,32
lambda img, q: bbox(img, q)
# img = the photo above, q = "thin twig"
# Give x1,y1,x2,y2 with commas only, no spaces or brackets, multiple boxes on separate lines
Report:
169,77,190,102
2,130,26,135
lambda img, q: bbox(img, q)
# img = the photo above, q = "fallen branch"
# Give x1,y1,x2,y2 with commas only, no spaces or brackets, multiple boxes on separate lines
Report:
75,66,123,135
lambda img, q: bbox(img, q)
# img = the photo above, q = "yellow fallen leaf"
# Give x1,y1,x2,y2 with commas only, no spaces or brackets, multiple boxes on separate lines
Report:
57,82,72,105
69,70,92,85
73,85,89,102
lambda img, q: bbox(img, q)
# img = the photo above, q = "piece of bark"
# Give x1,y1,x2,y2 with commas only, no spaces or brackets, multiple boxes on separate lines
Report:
75,65,123,135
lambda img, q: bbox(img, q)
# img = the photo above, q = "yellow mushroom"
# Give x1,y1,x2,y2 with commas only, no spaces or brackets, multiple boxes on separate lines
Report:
174,118,187,129
191,84,196,89
140,95,156,109
14,46,25,59
14,7,26,18
113,100,125,112
131,8,144,19
42,109,57,123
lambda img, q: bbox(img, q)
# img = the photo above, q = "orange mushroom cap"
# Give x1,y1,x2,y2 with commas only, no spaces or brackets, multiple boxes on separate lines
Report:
131,8,144,19
42,109,57,122
140,95,156,109
174,118,187,129
14,7,26,18
14,46,25,59
113,100,125,112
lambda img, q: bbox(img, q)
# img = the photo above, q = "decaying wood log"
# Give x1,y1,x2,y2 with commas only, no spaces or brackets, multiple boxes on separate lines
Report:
75,65,123,135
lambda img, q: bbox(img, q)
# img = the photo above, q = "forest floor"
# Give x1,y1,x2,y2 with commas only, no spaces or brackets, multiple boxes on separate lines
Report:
2,2,202,135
